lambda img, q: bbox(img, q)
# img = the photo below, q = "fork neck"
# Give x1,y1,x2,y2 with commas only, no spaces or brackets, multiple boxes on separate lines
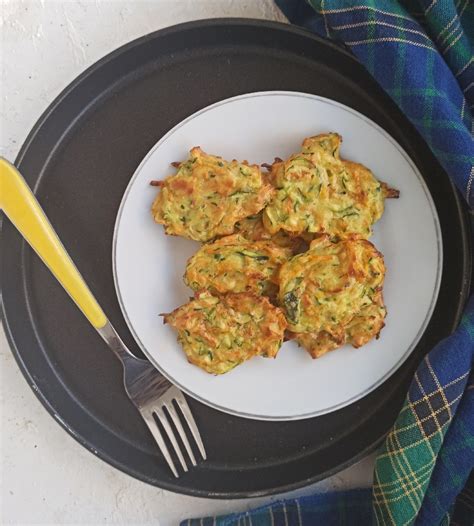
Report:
96,320,138,362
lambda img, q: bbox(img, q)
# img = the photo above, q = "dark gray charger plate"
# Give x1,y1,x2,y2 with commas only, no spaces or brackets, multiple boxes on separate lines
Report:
1,19,472,498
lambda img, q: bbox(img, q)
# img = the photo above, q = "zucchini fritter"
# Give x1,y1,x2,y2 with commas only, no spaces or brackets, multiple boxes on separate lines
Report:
152,147,274,242
184,234,292,296
233,213,309,253
163,291,287,374
278,234,386,357
263,133,399,238
294,298,386,358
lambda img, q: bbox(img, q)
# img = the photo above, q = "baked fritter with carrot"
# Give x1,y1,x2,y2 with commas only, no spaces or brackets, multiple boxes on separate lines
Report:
278,234,386,358
152,147,274,242
233,213,309,254
184,234,292,297
263,133,399,238
163,291,287,374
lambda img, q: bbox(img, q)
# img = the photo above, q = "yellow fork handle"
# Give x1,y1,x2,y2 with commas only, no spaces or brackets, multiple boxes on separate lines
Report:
0,158,107,329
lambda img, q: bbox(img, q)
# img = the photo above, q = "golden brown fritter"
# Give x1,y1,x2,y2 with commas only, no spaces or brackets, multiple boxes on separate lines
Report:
151,147,274,242
184,234,292,297
263,133,399,238
233,213,309,253
294,298,386,358
278,234,386,357
163,291,287,374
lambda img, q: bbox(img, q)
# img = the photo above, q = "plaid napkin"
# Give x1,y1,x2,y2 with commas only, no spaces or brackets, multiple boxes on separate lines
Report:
182,2,473,525
278,0,473,208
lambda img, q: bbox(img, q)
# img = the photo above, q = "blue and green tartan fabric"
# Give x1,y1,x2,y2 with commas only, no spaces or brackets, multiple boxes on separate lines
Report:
183,489,373,525
373,295,474,526
278,0,474,207
183,1,474,525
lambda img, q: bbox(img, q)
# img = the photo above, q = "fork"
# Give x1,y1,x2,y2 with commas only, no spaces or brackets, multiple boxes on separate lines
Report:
0,158,206,477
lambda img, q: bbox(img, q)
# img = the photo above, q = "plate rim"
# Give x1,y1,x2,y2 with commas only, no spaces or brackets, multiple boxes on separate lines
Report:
112,90,443,421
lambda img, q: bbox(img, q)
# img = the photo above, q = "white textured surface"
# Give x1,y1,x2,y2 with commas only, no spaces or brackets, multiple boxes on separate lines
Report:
0,1,375,525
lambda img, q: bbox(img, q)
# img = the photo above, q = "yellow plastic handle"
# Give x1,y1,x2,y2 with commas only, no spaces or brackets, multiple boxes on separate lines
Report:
0,158,107,329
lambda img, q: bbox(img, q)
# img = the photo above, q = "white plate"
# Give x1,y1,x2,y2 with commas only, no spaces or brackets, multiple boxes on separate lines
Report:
113,91,442,421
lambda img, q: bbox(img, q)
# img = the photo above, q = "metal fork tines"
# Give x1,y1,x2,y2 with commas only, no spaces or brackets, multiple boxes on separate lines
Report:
99,321,206,478
140,385,207,478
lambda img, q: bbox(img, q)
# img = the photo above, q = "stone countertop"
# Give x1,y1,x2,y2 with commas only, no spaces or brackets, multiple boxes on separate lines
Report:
0,1,374,524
